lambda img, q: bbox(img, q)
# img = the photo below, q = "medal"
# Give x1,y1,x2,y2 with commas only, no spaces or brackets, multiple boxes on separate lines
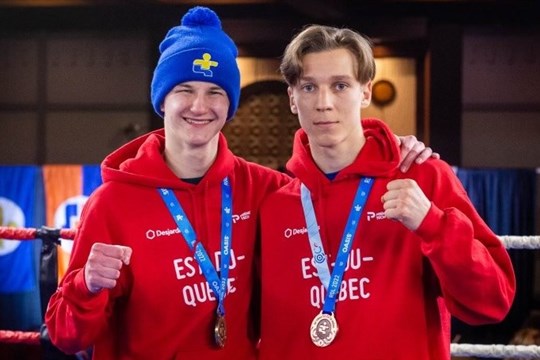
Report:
159,179,233,349
302,179,373,348
214,314,227,348
310,312,338,347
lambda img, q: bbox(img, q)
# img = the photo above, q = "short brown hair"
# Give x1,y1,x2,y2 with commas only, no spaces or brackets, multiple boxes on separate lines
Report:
280,25,376,86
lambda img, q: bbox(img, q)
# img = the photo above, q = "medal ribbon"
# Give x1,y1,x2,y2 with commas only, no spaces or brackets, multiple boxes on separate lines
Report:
158,177,232,317
300,177,374,314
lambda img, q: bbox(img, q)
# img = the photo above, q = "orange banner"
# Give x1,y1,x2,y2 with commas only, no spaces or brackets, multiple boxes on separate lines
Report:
42,165,101,282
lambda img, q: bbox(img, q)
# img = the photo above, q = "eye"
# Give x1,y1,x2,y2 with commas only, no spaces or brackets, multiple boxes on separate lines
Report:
209,89,226,96
173,86,192,94
300,83,315,92
335,82,348,91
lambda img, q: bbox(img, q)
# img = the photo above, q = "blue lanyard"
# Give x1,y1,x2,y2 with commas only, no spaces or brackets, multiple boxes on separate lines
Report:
158,177,232,316
300,177,374,314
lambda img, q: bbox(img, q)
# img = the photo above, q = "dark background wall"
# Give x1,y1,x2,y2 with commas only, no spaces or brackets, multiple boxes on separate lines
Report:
1,1,539,165
1,0,538,228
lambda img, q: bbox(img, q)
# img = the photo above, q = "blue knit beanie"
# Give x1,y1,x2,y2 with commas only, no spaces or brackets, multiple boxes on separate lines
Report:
151,6,240,120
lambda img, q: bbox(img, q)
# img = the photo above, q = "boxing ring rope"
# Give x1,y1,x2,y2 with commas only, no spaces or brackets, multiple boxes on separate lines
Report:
0,226,76,349
1,226,539,358
0,330,40,345
499,236,540,250
0,226,76,243
451,343,540,359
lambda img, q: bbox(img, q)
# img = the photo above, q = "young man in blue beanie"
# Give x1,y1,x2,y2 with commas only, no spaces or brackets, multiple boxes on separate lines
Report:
45,6,436,359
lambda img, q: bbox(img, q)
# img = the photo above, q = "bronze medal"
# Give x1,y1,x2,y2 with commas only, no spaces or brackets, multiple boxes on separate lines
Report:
214,314,227,348
310,312,338,347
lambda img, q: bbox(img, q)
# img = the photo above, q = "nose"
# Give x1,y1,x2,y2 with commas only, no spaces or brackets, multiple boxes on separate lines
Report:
190,93,208,113
316,88,332,112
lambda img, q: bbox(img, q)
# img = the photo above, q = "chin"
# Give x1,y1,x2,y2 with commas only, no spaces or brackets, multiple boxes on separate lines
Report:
310,134,342,147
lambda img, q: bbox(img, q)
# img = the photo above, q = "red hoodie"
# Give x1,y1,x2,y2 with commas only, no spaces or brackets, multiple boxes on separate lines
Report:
259,119,515,360
45,129,290,360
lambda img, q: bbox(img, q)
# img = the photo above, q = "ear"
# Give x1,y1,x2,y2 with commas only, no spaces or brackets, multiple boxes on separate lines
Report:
288,87,298,114
361,80,373,108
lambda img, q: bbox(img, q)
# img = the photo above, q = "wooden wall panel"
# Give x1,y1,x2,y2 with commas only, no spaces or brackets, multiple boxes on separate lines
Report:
0,38,39,104
463,33,540,107
45,111,148,163
46,35,150,105
0,112,39,164
364,57,417,137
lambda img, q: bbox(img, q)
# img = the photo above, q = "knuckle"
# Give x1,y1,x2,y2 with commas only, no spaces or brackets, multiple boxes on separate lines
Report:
108,279,117,289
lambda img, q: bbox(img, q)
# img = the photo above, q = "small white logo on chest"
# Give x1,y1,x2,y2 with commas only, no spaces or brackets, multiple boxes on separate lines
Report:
232,211,251,223
366,211,386,221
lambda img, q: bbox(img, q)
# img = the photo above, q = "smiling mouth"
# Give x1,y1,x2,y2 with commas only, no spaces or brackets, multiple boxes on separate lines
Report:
184,117,212,125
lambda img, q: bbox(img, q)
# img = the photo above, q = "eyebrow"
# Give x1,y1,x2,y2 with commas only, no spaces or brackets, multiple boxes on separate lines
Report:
175,84,224,91
208,85,225,91
299,75,355,82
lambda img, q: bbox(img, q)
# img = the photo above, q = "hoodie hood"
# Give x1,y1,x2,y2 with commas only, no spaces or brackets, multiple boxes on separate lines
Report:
286,118,400,190
101,128,235,189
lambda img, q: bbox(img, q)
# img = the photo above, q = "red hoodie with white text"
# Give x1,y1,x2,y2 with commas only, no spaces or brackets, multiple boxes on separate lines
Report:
45,129,290,360
259,118,515,360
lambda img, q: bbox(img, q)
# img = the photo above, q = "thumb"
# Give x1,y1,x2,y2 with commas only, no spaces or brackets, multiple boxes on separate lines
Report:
118,246,132,265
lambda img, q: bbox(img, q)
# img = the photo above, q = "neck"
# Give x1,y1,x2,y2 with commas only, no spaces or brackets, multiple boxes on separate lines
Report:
310,135,366,174
164,137,219,179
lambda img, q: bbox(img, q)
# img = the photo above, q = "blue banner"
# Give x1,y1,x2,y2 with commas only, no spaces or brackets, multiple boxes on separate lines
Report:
0,166,40,293
454,167,537,345
83,164,102,196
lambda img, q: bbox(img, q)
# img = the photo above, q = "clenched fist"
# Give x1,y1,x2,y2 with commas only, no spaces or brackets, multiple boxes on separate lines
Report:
84,243,132,294
381,179,431,231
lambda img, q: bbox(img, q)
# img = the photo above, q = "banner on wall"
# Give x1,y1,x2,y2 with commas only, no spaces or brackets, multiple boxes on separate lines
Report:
43,165,102,282
0,166,41,293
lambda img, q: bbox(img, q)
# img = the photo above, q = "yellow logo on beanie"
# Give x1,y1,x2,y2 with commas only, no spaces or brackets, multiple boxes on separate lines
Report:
193,53,218,77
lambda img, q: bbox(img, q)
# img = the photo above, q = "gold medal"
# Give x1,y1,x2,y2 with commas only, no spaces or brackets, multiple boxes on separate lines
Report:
310,312,338,347
214,314,227,348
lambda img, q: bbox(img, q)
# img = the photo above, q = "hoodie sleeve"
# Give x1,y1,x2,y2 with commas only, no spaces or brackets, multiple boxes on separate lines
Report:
44,186,128,354
414,160,516,325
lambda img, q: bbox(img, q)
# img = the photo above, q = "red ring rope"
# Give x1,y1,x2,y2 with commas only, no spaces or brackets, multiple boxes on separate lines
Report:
0,330,40,345
0,226,75,240
0,226,75,346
